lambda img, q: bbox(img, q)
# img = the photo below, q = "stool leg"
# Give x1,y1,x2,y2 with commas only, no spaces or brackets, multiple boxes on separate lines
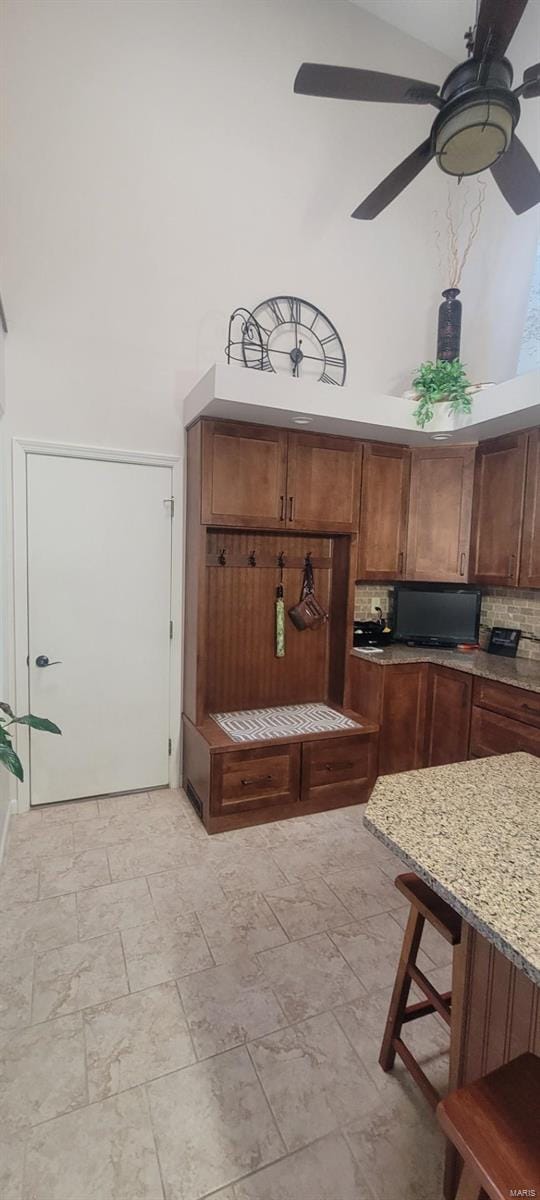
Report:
455,1163,483,1200
379,905,425,1072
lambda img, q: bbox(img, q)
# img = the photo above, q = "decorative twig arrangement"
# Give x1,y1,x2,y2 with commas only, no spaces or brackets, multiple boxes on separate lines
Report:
434,178,487,289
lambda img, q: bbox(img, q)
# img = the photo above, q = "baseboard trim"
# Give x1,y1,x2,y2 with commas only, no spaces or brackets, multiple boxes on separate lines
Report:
0,798,17,866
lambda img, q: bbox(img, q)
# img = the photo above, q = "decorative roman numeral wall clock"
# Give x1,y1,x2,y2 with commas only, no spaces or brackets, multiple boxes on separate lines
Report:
226,297,347,385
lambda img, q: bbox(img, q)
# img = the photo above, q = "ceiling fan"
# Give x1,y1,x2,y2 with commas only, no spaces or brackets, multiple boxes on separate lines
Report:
294,0,540,219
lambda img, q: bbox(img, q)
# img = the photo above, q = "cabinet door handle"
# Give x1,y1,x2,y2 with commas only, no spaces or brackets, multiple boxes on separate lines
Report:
241,774,273,787
508,554,515,580
459,552,466,577
398,551,404,574
324,761,354,771
288,496,294,521
279,495,285,521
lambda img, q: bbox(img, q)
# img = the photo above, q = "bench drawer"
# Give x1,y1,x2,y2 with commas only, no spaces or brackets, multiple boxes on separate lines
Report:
211,743,300,816
301,734,377,803
469,706,540,759
473,678,540,729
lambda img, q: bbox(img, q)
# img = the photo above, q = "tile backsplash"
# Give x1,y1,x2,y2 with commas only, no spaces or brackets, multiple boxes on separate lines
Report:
354,583,540,661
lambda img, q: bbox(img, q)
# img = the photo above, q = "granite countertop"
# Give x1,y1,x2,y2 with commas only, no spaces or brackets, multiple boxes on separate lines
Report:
351,644,540,693
364,752,540,984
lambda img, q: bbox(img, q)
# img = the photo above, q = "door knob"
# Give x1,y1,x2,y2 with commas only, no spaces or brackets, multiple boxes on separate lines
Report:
35,655,62,668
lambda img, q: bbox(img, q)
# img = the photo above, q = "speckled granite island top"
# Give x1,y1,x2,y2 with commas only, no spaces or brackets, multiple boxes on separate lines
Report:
351,645,540,692
364,753,540,985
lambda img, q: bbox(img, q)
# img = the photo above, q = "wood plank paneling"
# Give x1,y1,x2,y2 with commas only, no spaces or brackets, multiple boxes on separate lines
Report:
445,924,540,1199
205,531,333,713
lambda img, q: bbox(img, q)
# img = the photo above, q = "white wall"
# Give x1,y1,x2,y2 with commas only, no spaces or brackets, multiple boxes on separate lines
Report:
0,326,11,849
1,0,539,454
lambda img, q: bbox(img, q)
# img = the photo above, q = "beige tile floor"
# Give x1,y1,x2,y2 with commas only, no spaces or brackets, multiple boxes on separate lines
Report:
0,789,452,1200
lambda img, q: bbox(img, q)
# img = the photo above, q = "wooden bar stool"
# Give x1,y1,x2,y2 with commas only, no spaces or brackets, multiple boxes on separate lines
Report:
437,1052,540,1200
379,871,461,1110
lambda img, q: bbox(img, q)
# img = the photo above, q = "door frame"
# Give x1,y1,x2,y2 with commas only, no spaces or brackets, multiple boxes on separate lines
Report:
12,438,182,813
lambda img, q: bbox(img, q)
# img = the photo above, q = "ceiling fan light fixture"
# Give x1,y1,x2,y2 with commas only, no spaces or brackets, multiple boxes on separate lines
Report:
434,99,515,176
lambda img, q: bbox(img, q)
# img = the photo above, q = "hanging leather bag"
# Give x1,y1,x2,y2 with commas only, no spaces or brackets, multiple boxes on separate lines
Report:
288,555,329,631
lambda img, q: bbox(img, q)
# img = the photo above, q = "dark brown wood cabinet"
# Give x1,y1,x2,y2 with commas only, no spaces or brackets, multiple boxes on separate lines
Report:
284,431,361,533
520,428,540,588
349,655,540,777
211,743,301,817
405,446,475,582
201,419,288,528
348,657,428,775
200,420,361,534
469,431,528,586
469,706,540,758
300,734,377,805
357,442,410,580
425,665,472,766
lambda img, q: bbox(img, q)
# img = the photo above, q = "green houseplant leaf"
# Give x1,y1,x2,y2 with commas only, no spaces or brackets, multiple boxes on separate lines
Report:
0,702,61,783
411,359,473,429
0,743,24,781
11,715,62,734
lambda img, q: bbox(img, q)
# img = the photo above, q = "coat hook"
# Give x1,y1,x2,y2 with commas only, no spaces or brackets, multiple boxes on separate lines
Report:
248,549,257,567
277,551,286,569
218,548,226,565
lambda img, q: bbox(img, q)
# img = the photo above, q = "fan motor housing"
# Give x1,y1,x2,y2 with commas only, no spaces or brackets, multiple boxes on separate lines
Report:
433,59,520,177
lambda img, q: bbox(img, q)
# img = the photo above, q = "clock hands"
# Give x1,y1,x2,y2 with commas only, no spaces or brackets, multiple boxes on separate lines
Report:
290,332,304,378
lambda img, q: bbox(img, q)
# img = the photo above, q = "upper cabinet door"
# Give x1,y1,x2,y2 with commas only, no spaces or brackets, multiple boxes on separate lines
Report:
286,432,362,532
520,429,540,589
469,432,528,586
357,443,410,580
406,446,475,582
201,420,288,528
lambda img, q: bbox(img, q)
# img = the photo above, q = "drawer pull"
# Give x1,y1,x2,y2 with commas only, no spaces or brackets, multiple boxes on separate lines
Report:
522,703,539,714
241,774,273,786
324,761,354,771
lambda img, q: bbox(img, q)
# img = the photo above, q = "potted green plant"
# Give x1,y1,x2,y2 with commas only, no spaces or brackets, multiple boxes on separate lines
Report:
411,359,473,430
0,701,61,781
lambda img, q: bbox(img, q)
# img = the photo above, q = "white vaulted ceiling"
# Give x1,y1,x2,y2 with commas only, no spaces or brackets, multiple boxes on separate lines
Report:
352,1,494,62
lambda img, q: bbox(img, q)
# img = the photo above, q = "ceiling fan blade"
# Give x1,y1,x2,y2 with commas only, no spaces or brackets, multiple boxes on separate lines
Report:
352,139,434,220
473,0,528,62
294,63,440,107
491,135,540,214
520,61,540,98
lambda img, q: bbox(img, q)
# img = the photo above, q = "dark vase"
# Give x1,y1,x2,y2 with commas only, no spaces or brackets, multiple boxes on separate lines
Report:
436,287,462,362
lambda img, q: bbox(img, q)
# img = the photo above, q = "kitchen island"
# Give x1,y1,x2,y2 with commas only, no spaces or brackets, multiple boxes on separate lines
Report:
364,752,540,1198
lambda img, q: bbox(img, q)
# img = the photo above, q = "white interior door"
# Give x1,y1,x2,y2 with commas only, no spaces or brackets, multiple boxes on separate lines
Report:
27,454,173,805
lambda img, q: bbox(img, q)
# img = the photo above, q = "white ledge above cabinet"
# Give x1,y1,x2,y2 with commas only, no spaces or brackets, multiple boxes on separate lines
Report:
183,364,540,448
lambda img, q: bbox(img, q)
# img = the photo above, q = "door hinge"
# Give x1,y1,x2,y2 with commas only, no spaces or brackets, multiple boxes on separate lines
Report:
164,496,175,518
168,738,172,756
169,620,173,640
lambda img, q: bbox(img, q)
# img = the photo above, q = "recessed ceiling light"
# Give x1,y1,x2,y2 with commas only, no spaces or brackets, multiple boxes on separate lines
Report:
292,417,312,425
431,432,452,441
